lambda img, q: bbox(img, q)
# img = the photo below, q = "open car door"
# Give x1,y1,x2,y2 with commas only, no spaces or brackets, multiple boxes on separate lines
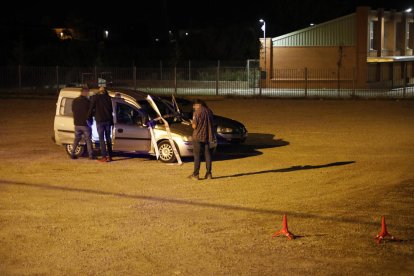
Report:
112,99,151,152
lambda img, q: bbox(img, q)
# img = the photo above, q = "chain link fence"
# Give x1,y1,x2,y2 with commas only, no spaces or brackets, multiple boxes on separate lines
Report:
1,61,413,98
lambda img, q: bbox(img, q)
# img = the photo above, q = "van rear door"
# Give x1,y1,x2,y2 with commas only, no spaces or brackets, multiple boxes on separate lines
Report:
54,96,75,145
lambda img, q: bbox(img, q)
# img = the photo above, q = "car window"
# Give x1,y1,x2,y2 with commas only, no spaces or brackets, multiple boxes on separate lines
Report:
60,98,74,116
116,103,143,125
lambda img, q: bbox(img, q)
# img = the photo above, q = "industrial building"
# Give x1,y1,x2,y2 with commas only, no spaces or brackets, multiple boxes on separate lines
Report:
260,7,414,89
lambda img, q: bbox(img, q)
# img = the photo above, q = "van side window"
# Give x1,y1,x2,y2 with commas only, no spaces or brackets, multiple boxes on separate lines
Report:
116,103,142,125
60,98,74,116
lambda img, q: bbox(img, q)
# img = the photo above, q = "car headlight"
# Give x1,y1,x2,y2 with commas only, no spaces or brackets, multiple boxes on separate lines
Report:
217,127,233,133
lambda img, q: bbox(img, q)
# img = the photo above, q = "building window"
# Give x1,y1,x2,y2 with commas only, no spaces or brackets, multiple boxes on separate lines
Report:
369,21,375,50
409,23,414,49
384,19,394,51
397,21,404,51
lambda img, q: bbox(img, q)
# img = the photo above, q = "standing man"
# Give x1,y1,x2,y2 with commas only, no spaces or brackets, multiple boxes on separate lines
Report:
71,86,94,160
189,99,215,180
89,86,113,162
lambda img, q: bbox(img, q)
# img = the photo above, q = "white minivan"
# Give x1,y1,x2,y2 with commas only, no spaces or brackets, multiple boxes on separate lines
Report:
53,87,201,163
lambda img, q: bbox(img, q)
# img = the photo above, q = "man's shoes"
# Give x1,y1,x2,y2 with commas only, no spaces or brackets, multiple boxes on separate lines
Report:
106,156,113,162
70,154,77,160
97,157,108,163
205,173,213,180
188,174,199,180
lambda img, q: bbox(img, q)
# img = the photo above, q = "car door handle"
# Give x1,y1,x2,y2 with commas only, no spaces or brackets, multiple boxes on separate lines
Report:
118,128,123,133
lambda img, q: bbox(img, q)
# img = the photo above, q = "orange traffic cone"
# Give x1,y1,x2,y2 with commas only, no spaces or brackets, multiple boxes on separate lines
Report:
272,214,295,240
374,216,397,244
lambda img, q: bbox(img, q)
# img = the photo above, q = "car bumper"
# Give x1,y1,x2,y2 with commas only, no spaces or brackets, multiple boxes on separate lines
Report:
177,140,193,156
217,131,248,144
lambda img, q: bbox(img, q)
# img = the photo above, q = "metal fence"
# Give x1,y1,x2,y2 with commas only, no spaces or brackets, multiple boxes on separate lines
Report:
1,62,414,98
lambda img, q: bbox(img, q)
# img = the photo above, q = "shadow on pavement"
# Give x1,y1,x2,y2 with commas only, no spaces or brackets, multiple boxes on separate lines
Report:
213,133,289,161
213,161,355,179
109,152,154,162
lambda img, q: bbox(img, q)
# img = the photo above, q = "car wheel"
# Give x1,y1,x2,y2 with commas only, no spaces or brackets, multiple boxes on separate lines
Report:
158,140,177,163
65,144,85,157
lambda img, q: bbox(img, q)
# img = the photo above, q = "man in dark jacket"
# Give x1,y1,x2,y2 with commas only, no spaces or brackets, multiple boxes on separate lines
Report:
89,86,113,162
71,86,94,159
189,99,215,180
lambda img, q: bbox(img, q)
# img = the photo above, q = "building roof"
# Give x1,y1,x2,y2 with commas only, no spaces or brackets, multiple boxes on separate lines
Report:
272,13,356,47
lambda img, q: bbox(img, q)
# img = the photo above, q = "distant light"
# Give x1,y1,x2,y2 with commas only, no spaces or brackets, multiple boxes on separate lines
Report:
406,8,412,13
104,30,109,39
185,32,189,36
169,30,172,34
60,32,64,38
259,19,264,23
155,38,159,42
310,23,315,26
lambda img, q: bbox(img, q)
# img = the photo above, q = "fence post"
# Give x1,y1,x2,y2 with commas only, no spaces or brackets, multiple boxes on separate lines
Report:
18,64,22,91
174,66,177,95
252,65,257,95
56,65,59,93
246,59,249,90
403,62,407,98
189,60,191,81
337,67,341,98
352,67,356,97
160,60,163,81
304,67,308,98
133,66,137,90
259,67,262,96
216,60,220,95
94,66,97,84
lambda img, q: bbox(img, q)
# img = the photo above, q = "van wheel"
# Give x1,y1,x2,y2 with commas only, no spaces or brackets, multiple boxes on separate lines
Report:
158,140,177,163
65,144,85,157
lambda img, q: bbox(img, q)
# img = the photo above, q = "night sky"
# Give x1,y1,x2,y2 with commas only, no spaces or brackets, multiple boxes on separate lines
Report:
0,0,411,65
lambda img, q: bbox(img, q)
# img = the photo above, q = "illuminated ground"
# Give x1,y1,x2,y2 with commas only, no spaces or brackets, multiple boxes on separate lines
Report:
0,98,413,275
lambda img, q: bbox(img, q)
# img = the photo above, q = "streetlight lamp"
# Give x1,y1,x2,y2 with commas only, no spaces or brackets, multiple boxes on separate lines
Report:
259,19,266,73
406,7,412,13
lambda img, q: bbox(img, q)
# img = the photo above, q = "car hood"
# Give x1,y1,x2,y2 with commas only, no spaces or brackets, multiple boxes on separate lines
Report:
155,121,193,136
214,115,245,128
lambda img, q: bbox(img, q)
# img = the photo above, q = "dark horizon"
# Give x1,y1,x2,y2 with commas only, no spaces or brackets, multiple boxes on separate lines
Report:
0,0,411,66
3,0,411,34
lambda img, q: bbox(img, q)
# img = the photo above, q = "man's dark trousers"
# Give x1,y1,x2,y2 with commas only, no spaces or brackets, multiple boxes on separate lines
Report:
72,126,93,157
193,141,212,176
97,121,113,158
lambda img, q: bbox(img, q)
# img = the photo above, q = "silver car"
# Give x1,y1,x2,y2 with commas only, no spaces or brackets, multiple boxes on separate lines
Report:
53,88,209,163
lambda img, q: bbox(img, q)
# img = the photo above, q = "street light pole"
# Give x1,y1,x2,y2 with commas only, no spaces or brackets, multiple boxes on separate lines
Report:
259,19,266,73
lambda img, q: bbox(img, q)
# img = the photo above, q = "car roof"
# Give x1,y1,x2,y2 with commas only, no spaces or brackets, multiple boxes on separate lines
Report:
108,88,148,100
59,87,148,100
58,87,168,110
